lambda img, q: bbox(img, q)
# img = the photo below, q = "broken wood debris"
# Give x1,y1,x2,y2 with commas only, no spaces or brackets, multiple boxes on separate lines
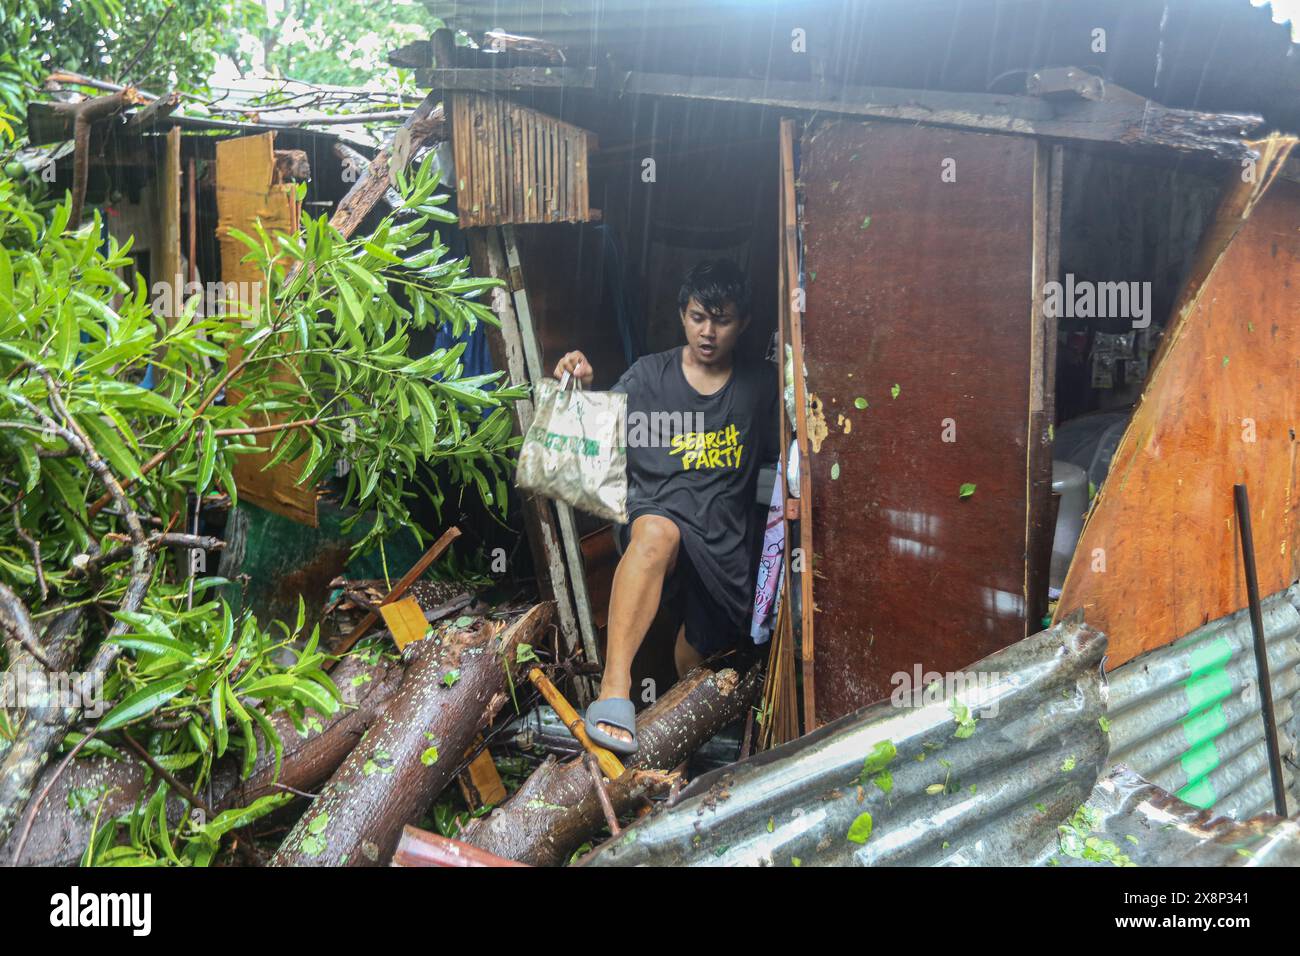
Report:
456,661,762,867
270,603,553,866
392,826,529,867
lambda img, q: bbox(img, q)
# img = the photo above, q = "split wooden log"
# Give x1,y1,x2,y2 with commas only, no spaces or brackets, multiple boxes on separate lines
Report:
270,603,552,867
458,660,762,867
326,93,445,239
45,88,149,226
0,650,404,866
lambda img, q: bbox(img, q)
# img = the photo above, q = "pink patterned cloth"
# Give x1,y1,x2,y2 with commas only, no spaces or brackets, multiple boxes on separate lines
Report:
750,465,786,643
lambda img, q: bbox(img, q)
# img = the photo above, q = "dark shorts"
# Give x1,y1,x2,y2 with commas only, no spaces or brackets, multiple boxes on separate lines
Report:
616,512,747,657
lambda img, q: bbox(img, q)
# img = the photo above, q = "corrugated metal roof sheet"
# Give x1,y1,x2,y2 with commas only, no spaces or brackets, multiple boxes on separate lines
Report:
1053,765,1300,866
580,588,1300,866
424,0,1300,132
1106,586,1300,820
583,617,1110,866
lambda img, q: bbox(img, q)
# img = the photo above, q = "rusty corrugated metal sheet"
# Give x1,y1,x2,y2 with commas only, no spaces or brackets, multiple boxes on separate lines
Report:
583,617,1108,866
1105,585,1300,819
581,591,1300,866
1049,766,1300,866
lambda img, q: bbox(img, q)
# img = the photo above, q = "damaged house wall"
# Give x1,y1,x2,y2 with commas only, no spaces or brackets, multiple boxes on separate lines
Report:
1056,157,1300,665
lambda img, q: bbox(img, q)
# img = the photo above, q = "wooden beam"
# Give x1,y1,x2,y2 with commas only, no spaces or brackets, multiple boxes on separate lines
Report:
124,91,180,132
331,526,462,659
779,118,817,733
418,66,597,92
325,92,444,241
418,68,1261,163
500,224,602,671
465,228,584,681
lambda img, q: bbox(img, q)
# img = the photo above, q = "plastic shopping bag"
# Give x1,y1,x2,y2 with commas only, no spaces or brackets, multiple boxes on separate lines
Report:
516,372,628,523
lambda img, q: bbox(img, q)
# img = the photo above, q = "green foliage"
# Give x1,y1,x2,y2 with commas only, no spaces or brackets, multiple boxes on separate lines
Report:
223,0,444,88
1057,804,1136,867
0,150,523,864
0,0,234,119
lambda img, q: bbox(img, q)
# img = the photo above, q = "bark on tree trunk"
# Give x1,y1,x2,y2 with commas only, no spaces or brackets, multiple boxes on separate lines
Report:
269,603,552,867
458,660,762,867
0,649,404,866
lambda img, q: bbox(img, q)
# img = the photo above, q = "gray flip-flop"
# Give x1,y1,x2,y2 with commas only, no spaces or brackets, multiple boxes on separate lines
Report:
584,698,638,755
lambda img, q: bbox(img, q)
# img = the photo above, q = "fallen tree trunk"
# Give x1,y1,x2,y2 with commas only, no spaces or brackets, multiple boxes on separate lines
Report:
270,603,552,867
458,660,762,867
0,650,404,866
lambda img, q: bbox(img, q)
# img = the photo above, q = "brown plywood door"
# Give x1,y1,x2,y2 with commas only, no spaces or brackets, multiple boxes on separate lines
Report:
799,120,1050,724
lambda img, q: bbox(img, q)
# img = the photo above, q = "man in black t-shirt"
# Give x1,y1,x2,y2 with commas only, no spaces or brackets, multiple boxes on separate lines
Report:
554,260,778,755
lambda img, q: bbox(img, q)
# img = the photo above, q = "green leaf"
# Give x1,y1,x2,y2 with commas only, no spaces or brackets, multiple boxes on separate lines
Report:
99,673,191,731
847,812,873,844
860,739,897,777
196,425,216,494
958,483,977,499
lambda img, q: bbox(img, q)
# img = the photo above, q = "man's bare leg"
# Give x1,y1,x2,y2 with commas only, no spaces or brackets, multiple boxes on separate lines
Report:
674,623,703,678
596,515,680,743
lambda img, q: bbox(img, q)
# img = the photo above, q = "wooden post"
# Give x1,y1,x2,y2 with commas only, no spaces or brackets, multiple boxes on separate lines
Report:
465,227,586,692
500,224,602,673
780,118,817,732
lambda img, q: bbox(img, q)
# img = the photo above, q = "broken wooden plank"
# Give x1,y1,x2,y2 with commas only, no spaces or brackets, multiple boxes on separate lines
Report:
326,92,444,240
331,525,463,659
270,602,553,867
1055,144,1300,667
124,90,180,132
392,826,529,867
379,596,431,651
458,741,508,809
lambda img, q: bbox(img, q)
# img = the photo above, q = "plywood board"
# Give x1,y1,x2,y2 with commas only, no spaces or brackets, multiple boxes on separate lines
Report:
1056,173,1300,666
799,120,1044,723
215,133,316,526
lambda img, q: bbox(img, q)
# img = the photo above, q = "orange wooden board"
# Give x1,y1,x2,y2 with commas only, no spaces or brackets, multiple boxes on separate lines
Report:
1056,176,1300,666
215,133,317,526
379,596,431,651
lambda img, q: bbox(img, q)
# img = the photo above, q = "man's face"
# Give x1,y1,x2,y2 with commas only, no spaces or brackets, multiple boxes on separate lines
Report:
680,296,746,367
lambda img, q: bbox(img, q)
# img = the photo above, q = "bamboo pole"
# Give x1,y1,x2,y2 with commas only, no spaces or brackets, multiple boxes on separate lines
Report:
527,667,625,780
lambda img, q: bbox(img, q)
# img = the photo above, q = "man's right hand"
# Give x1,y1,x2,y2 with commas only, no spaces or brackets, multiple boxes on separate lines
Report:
554,350,594,388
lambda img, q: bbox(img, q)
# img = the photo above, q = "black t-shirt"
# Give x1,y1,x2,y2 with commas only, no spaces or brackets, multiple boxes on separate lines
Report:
612,346,779,629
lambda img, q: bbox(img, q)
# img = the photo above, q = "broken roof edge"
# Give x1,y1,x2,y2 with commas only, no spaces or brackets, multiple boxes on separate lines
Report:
415,65,1267,164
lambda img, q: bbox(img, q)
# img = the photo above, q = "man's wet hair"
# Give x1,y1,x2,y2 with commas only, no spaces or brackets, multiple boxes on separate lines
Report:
677,258,751,320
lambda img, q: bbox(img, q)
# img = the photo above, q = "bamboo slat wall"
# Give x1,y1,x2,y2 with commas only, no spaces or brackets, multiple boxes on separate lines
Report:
450,92,595,227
